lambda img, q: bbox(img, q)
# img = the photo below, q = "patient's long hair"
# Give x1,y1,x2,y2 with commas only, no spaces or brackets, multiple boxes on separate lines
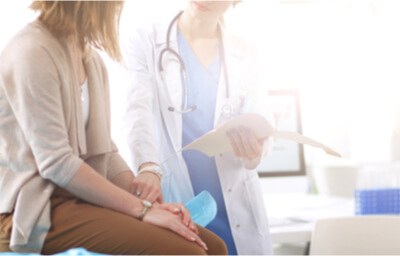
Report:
30,1,124,62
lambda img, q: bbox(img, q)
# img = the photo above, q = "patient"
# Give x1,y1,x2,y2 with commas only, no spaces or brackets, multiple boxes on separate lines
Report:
0,1,227,255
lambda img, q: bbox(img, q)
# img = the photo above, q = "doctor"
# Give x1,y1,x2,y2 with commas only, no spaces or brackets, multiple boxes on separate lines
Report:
122,1,274,254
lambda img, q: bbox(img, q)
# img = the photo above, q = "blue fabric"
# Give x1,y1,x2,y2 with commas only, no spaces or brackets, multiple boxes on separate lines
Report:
178,30,238,255
0,248,105,255
185,190,217,227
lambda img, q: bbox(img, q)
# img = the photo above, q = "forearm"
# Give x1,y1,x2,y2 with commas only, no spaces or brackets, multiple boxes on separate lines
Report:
111,170,135,192
64,162,142,218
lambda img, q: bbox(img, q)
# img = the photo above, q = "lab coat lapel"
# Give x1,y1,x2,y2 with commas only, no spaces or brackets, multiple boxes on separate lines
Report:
214,26,245,127
155,21,183,149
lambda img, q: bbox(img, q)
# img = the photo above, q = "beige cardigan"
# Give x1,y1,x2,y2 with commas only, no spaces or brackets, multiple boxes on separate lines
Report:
0,21,130,252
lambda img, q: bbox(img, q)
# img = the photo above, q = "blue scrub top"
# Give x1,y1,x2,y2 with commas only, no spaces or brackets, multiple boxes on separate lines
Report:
178,30,238,255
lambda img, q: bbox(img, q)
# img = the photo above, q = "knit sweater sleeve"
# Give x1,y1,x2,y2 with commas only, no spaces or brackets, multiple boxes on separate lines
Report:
0,37,83,187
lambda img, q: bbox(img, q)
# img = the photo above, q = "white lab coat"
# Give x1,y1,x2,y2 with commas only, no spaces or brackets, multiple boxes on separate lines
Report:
122,18,274,255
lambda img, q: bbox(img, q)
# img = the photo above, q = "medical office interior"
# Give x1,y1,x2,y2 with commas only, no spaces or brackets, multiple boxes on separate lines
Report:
2,0,400,255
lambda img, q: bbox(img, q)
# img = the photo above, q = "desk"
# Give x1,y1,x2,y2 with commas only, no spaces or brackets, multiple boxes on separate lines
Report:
264,193,354,244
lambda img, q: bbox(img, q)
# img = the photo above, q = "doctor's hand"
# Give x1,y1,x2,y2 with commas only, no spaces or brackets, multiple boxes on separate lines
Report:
226,126,266,160
130,171,164,204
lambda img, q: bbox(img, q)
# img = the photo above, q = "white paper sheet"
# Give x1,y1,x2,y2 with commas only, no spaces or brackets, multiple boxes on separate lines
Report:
180,113,341,158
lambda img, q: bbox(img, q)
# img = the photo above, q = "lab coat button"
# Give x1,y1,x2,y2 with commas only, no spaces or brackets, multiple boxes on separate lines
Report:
236,224,240,228
219,153,223,157
228,189,232,192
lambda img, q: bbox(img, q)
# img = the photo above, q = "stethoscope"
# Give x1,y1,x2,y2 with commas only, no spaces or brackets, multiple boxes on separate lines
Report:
158,11,246,119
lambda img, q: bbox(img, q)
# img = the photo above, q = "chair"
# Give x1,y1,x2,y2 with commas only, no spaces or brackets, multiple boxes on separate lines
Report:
309,216,400,255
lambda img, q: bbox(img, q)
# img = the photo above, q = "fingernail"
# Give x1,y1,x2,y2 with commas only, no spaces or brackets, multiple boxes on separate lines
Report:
226,131,230,136
190,236,196,241
239,127,244,133
174,207,180,212
203,242,208,251
246,128,251,134
186,221,189,226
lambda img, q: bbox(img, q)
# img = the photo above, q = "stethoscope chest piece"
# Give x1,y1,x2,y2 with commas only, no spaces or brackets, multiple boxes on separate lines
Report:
221,94,248,119
221,101,236,119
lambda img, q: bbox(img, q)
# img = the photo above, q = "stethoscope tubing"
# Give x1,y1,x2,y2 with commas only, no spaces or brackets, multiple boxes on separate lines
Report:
158,10,230,114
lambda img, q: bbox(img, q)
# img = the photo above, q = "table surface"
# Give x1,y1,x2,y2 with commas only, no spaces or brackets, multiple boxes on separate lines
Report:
263,193,355,244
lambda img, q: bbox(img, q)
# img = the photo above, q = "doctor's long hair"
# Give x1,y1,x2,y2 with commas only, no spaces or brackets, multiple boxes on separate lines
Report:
30,0,124,62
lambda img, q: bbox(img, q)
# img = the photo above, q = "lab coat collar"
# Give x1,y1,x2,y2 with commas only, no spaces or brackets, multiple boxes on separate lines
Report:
219,24,248,58
154,18,182,154
155,14,179,46
214,24,249,126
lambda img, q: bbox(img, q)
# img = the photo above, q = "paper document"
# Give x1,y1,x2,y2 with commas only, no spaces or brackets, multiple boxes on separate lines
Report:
180,113,341,157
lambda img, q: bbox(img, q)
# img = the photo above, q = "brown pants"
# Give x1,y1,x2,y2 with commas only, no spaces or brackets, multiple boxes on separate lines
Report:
0,193,227,255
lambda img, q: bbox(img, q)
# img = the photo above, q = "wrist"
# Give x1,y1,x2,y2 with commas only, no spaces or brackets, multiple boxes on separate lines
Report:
138,165,162,181
137,199,152,220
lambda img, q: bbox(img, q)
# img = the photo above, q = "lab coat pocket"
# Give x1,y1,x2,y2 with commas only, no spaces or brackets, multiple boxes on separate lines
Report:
244,174,269,236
